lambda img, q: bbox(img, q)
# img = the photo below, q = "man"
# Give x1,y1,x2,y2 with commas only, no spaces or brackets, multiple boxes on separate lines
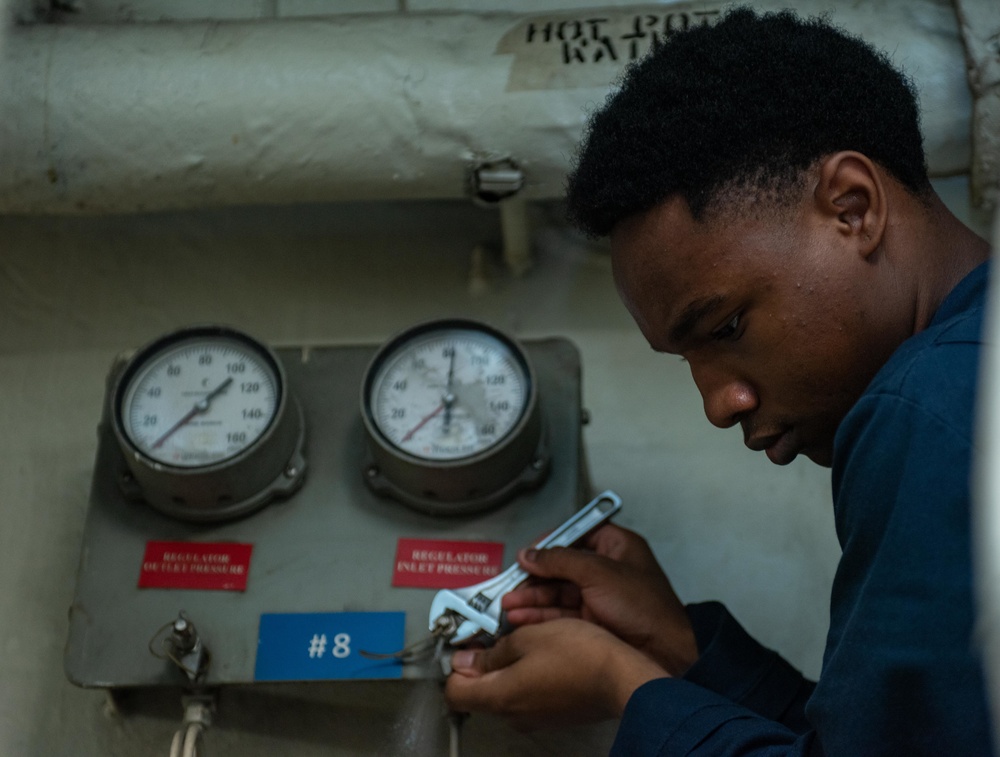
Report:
444,7,994,755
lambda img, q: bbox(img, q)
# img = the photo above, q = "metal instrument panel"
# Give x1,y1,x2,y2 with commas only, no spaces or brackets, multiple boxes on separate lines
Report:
65,338,585,688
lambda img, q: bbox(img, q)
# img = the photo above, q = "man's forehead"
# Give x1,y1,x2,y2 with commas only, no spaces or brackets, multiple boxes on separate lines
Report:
609,197,709,295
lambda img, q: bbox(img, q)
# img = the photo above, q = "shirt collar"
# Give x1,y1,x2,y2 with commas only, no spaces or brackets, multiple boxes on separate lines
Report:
931,261,990,327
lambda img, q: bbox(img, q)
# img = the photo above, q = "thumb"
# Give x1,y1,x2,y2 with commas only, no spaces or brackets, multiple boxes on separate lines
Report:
518,545,611,586
449,648,486,678
444,637,525,714
449,637,522,678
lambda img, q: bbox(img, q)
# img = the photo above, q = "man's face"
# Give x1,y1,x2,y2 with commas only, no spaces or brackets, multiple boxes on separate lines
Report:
610,194,901,467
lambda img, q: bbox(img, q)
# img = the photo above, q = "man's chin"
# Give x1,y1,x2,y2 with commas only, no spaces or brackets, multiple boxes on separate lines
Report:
765,447,798,466
802,446,833,468
761,432,833,467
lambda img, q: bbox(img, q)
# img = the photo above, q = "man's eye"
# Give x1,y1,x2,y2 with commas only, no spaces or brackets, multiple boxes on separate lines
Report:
712,314,741,341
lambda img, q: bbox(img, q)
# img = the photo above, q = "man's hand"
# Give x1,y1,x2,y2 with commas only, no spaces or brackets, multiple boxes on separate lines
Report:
502,523,698,676
444,618,667,728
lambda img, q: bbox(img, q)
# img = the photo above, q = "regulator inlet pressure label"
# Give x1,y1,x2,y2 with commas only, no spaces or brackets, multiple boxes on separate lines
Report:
254,612,405,681
392,538,505,588
138,540,253,591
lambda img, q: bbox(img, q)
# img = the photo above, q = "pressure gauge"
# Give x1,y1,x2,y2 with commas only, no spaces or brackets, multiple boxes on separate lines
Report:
111,325,306,522
361,319,549,515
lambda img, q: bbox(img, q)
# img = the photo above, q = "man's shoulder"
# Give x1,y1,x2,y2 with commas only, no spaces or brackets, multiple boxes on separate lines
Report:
830,269,985,546
867,303,982,405
832,265,987,484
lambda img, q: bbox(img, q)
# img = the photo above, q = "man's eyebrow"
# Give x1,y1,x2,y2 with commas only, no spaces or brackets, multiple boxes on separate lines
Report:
669,295,725,346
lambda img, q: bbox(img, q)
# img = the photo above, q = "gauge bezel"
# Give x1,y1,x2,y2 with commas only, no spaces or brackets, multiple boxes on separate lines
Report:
360,318,549,515
110,325,306,522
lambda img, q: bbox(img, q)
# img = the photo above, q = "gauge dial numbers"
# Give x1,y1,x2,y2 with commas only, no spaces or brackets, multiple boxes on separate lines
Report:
370,329,528,461
120,338,279,468
111,326,306,522
361,319,549,515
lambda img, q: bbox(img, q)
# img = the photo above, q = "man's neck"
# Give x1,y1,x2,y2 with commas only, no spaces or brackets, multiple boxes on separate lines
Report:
904,192,991,334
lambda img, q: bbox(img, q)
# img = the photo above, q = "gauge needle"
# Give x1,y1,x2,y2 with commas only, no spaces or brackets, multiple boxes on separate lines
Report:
151,377,234,449
443,348,456,431
401,402,445,443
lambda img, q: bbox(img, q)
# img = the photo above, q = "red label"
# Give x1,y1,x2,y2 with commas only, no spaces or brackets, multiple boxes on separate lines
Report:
392,538,505,588
139,541,253,591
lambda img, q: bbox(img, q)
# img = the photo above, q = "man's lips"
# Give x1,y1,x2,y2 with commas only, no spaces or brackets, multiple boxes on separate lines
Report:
746,430,799,465
745,431,781,452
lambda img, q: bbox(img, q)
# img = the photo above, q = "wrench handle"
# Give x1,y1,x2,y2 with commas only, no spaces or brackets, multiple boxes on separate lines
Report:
534,490,622,550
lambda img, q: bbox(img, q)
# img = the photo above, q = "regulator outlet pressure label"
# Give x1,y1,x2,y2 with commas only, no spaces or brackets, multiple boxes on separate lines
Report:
138,540,253,591
392,538,504,588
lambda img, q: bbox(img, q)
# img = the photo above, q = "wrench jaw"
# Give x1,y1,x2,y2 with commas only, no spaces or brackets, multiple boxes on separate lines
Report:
429,590,502,645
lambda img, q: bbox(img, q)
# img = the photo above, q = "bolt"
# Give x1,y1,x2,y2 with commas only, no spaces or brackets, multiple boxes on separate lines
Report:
366,465,380,479
171,616,197,654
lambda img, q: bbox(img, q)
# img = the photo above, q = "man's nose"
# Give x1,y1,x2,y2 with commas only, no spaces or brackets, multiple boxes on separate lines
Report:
688,360,758,429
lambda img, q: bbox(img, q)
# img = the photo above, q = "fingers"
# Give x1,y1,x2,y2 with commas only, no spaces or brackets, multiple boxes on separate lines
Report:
502,581,581,611
449,639,519,678
445,637,527,713
505,605,578,625
444,620,671,724
502,582,582,625
516,524,664,589
586,523,658,568
584,522,634,557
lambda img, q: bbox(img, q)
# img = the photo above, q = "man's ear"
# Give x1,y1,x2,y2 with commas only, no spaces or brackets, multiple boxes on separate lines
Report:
814,151,887,259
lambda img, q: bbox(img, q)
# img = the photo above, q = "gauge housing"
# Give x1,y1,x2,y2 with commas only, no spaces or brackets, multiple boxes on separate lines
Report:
110,325,306,522
360,318,549,515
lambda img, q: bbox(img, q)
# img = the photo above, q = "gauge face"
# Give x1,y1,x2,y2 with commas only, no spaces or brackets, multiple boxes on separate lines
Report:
368,325,531,461
119,334,280,468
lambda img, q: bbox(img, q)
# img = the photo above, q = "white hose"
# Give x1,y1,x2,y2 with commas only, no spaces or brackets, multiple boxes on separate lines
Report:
448,713,463,757
168,700,211,757
182,723,203,757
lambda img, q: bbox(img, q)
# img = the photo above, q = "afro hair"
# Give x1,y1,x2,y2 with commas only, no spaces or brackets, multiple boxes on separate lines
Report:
565,7,930,237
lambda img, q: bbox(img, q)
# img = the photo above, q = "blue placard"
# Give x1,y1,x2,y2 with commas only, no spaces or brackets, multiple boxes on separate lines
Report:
254,611,406,681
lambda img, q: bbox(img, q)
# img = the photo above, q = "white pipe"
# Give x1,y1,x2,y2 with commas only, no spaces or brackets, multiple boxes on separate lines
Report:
0,1,973,215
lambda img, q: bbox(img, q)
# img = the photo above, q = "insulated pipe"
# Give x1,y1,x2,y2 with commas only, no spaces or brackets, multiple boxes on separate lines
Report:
952,0,1000,211
0,1,973,215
